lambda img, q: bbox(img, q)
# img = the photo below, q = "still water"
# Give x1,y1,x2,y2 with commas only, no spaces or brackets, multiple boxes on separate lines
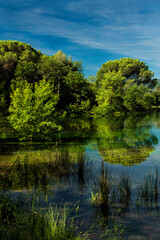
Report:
1,113,160,239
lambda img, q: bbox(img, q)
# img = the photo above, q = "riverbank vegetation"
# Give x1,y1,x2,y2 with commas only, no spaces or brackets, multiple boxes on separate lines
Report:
0,195,89,240
0,40,160,140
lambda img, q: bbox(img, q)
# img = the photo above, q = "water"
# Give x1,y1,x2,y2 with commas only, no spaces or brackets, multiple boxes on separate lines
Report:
1,112,160,239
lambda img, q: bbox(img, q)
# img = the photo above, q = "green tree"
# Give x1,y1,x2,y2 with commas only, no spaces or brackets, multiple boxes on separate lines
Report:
8,79,61,140
154,82,160,106
95,58,157,115
0,40,41,110
95,71,125,115
96,58,157,89
123,84,155,111
63,71,94,117
38,51,94,116
0,41,94,119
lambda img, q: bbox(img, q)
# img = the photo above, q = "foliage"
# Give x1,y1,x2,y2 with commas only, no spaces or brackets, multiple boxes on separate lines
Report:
94,71,125,115
95,58,157,116
38,54,95,116
96,58,156,88
123,83,155,111
0,196,89,240
154,82,160,106
0,40,94,121
63,71,94,117
0,40,159,135
8,79,61,140
91,163,132,216
0,40,41,110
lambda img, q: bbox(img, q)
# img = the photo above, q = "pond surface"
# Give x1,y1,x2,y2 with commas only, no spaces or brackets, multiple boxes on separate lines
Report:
1,113,160,239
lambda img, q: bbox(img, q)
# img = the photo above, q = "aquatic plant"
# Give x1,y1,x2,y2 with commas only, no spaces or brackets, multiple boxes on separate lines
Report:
137,167,159,210
0,195,90,240
91,163,132,216
91,162,115,216
118,171,132,204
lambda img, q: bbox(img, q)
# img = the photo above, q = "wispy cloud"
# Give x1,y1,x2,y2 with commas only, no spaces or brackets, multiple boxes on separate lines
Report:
1,0,160,73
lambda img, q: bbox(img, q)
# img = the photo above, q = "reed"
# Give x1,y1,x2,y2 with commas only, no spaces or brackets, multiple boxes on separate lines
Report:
137,167,159,209
0,196,89,240
91,163,132,216
118,171,132,203
91,162,115,216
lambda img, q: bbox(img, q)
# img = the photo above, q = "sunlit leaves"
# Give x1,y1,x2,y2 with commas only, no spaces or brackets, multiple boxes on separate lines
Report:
8,79,61,140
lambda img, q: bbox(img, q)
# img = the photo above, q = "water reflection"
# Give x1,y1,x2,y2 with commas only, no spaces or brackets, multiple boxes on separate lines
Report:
1,114,160,239
94,115,158,166
91,164,160,240
0,148,94,197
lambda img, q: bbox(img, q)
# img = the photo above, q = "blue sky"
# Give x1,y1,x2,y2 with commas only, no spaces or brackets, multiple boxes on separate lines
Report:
1,0,160,78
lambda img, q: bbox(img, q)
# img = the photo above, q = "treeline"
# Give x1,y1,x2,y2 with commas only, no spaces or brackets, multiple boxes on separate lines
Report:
0,40,160,140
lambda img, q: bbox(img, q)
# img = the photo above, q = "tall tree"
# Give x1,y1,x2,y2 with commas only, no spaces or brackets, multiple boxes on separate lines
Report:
95,58,157,116
0,40,41,110
95,71,125,115
96,58,157,89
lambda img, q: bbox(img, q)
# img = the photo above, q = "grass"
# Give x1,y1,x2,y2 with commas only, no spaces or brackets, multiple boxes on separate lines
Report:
92,164,160,214
91,163,132,215
91,164,160,239
0,195,90,240
137,167,159,210
118,171,132,204
91,162,114,215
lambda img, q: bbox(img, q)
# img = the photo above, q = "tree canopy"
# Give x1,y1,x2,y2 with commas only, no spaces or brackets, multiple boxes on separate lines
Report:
0,40,94,118
94,58,158,116
96,58,157,88
0,40,160,140
8,79,61,140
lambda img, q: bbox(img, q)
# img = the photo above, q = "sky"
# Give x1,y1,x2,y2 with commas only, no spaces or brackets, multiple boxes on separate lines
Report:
1,0,160,78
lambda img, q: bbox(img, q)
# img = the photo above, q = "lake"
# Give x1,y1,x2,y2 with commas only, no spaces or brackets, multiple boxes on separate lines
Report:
1,112,160,239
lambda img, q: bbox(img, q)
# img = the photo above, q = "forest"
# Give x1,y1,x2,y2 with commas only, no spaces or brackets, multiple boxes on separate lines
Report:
0,40,160,140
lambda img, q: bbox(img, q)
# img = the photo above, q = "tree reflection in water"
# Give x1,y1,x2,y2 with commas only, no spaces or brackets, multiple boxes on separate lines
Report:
94,115,158,166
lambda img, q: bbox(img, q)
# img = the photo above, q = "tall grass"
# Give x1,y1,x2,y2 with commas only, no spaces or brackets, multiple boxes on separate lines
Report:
91,163,132,216
0,196,89,240
118,171,132,204
137,167,159,210
91,162,114,208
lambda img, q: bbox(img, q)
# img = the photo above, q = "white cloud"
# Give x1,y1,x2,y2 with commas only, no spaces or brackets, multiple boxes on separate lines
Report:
1,0,160,72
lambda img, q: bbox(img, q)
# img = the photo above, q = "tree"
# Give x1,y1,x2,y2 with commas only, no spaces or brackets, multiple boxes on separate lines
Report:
96,58,157,89
63,71,94,116
38,52,94,116
154,82,160,106
8,79,61,140
123,84,155,111
0,40,41,110
94,58,157,116
0,41,94,119
95,71,125,115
